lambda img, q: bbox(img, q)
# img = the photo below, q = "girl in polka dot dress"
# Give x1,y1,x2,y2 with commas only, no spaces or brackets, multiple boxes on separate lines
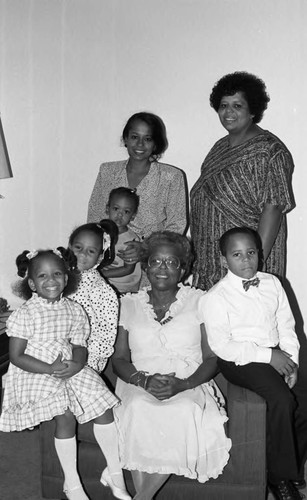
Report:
68,219,119,375
68,219,133,500
0,248,131,500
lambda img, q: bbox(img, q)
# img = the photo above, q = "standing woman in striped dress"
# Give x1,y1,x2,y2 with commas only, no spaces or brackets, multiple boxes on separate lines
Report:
190,71,295,291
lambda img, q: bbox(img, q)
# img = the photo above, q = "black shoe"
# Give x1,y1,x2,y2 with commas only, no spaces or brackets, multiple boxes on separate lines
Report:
292,480,307,490
269,480,303,500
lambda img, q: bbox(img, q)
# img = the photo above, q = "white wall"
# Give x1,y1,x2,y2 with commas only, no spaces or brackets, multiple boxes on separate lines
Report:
0,0,306,323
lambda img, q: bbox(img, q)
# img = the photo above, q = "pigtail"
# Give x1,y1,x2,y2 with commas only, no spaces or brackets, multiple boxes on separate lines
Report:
56,246,78,271
97,219,118,270
13,250,32,299
55,247,81,296
15,250,31,277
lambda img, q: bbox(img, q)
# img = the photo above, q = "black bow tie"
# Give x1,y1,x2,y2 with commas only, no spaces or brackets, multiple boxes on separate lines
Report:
242,277,260,291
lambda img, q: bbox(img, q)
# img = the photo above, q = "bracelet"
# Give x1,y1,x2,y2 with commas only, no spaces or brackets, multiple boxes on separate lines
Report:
144,374,150,390
128,371,139,384
129,370,148,388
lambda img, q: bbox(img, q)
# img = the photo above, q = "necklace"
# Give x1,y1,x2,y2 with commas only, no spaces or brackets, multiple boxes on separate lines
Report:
149,289,177,312
149,296,176,325
152,300,173,312
151,297,177,314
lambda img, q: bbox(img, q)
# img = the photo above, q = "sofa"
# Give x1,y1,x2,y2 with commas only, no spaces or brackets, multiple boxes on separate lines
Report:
39,369,267,500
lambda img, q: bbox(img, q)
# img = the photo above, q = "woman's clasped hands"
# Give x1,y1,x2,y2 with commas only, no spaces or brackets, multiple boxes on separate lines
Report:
146,372,189,400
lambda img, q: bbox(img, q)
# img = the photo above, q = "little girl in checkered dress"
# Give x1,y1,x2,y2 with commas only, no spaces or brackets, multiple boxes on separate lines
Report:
0,247,131,500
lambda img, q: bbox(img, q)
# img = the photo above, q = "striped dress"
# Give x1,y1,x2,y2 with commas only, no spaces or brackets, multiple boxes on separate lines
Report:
190,131,295,290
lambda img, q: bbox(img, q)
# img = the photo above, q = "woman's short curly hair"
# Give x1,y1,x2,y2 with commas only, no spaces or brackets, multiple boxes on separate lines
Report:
122,112,168,161
210,71,270,123
141,231,194,279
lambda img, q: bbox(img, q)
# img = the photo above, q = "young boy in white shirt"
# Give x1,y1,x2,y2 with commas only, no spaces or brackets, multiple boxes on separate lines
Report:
199,226,306,500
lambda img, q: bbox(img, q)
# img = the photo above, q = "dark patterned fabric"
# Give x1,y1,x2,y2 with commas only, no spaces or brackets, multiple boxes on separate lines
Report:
190,131,295,290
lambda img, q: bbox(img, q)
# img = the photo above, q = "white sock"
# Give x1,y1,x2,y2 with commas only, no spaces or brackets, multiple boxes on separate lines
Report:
54,436,84,493
93,422,123,477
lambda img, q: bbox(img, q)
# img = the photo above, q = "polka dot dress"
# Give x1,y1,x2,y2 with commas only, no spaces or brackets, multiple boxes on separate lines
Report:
70,267,119,373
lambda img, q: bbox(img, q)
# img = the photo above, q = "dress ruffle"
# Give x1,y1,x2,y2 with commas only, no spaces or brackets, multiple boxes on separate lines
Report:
138,283,196,323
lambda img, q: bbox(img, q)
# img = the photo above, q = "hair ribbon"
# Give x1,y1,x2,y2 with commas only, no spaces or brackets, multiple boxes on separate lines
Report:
26,249,63,260
26,250,38,260
103,233,111,255
53,248,63,259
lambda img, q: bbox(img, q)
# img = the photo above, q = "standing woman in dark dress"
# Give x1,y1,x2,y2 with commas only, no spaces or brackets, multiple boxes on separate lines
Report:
190,72,295,291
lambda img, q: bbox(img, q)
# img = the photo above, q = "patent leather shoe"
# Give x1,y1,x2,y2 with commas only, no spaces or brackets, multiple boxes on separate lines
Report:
292,480,307,491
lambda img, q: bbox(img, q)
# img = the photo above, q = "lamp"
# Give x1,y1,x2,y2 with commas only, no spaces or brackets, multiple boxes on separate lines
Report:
0,115,13,198
0,116,12,179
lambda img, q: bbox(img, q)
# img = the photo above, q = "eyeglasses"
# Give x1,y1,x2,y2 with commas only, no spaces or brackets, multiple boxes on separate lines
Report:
147,255,181,270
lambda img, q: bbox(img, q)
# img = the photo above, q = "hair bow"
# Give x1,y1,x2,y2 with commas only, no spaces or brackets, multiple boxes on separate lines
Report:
103,233,111,255
26,250,38,260
26,249,63,261
53,248,63,259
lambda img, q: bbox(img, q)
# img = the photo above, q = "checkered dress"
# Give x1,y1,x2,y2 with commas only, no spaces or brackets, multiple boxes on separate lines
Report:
0,294,118,432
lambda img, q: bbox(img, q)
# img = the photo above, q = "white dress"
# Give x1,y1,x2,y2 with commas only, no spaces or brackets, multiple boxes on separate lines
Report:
114,285,231,483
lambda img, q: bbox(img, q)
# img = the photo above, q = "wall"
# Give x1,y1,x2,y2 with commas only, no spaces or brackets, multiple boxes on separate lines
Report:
0,0,306,323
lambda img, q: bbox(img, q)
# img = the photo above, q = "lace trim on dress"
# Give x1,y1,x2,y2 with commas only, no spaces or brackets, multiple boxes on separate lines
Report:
138,284,192,324
32,293,65,307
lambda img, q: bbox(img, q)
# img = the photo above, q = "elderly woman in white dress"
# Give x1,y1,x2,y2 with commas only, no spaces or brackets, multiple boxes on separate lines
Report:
112,231,231,500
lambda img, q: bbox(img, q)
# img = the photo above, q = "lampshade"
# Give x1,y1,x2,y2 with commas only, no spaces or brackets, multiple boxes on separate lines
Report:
0,116,12,179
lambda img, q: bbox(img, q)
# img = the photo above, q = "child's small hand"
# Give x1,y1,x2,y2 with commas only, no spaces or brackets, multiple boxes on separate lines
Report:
285,366,298,389
52,360,84,379
270,349,296,377
117,240,141,264
50,353,68,375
